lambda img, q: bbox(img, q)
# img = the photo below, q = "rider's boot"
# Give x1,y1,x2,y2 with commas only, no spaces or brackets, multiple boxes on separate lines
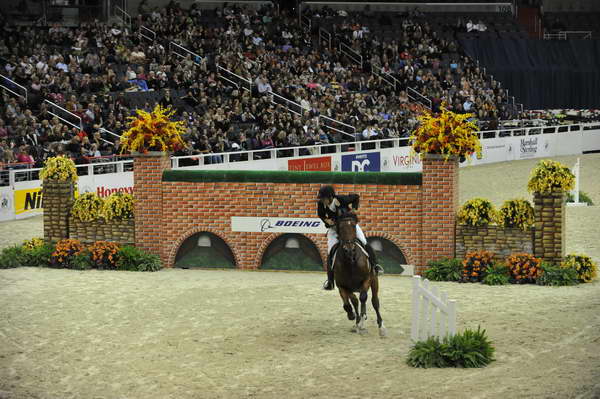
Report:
323,252,335,290
365,244,384,275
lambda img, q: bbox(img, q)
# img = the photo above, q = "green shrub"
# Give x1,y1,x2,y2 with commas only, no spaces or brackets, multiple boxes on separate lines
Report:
565,191,594,206
116,246,162,272
561,254,597,283
536,263,579,286
482,264,510,286
22,243,54,267
72,251,94,270
407,327,495,368
497,199,534,230
0,246,27,268
423,258,462,281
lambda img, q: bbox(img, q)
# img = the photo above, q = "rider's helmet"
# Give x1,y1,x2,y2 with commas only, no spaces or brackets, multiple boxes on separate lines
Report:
317,185,336,199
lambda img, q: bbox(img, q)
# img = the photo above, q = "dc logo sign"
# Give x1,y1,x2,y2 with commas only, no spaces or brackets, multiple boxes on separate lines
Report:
341,153,381,172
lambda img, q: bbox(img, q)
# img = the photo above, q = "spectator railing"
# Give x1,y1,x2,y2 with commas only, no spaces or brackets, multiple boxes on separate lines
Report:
339,42,363,69
319,115,356,141
169,42,203,66
115,6,131,30
270,92,305,116
0,74,28,103
371,62,397,90
44,99,82,131
139,26,156,42
301,15,311,31
100,128,119,142
217,65,252,92
407,87,432,110
543,31,592,40
319,28,332,50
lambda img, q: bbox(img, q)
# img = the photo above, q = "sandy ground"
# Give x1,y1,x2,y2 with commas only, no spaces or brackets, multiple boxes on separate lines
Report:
1,155,600,399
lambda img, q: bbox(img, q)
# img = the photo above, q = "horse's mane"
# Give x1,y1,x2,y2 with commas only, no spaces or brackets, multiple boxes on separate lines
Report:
337,209,359,224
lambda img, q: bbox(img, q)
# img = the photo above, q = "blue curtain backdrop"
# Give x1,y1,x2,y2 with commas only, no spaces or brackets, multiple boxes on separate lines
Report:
459,39,600,109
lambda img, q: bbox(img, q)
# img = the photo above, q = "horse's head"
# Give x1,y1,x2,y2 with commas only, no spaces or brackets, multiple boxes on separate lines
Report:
336,210,358,254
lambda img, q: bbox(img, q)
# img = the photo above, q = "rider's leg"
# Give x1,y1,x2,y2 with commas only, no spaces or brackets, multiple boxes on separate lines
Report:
323,227,338,290
356,224,384,275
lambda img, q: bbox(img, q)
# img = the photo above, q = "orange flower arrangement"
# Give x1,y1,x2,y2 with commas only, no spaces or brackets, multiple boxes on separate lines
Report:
506,253,542,284
88,241,120,269
462,250,494,283
51,239,84,268
410,104,482,160
120,104,187,154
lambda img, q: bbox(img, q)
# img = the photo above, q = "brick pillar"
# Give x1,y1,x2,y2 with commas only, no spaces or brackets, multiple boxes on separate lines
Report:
42,180,74,243
133,152,170,264
533,191,565,265
420,154,459,274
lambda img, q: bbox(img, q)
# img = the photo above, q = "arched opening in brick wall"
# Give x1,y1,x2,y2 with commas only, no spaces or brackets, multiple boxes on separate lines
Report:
175,232,236,268
367,236,407,274
261,234,323,271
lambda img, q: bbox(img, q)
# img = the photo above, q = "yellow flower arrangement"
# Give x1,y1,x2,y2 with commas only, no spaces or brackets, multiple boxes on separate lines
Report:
497,199,534,230
527,160,575,194
102,192,134,220
71,192,105,222
22,238,45,250
410,104,482,160
120,104,187,153
39,155,78,182
561,254,597,283
457,198,496,226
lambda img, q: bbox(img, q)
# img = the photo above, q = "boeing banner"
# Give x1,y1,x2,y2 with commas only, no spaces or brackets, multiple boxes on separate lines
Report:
231,217,327,234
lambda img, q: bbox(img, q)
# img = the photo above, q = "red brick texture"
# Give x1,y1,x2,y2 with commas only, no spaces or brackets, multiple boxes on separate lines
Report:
133,155,459,272
133,153,171,256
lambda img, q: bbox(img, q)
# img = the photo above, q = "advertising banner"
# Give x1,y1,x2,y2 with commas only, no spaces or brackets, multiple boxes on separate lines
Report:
288,156,331,172
0,186,14,222
341,152,381,172
231,217,327,234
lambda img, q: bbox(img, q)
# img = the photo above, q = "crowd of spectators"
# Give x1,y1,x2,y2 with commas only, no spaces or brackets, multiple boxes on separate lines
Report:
0,1,584,173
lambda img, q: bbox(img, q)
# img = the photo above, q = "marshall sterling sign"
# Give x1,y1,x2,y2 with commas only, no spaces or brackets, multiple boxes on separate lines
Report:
231,217,327,234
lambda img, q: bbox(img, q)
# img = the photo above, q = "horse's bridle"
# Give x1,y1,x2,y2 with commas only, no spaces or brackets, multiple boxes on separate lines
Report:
337,216,357,258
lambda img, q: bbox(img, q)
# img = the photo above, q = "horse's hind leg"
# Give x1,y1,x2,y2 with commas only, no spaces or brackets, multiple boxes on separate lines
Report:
339,289,354,321
371,277,387,338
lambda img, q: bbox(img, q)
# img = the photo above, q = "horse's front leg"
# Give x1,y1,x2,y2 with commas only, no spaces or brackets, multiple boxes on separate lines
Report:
357,280,370,333
339,288,355,321
349,292,361,332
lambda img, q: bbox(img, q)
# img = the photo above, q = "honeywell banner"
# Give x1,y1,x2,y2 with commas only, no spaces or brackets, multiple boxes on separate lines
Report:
231,217,327,234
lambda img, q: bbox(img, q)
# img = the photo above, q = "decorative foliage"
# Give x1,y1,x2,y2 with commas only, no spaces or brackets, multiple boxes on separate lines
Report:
462,251,494,283
116,245,162,272
506,253,542,284
457,198,496,227
410,104,481,160
22,238,45,250
102,192,134,220
39,155,78,182
88,241,120,269
561,254,597,283
565,191,594,206
497,199,534,230
527,159,575,194
72,250,94,270
0,246,27,268
407,327,495,368
71,192,105,222
536,262,580,286
120,104,186,153
482,264,510,286
51,239,84,268
423,258,463,282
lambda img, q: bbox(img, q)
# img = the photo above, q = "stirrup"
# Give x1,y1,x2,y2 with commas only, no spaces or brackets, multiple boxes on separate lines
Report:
323,279,335,290
374,264,384,275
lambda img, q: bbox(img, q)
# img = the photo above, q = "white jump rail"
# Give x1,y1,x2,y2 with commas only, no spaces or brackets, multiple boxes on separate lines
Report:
411,275,457,341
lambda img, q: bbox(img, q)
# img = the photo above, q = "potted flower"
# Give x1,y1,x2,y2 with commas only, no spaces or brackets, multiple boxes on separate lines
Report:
40,155,78,242
120,104,187,155
527,160,574,195
410,104,481,161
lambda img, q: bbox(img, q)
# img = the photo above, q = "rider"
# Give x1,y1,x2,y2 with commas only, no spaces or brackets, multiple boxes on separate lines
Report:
317,185,384,290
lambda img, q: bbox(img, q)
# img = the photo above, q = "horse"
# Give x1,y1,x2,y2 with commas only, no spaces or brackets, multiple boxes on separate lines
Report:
333,210,386,337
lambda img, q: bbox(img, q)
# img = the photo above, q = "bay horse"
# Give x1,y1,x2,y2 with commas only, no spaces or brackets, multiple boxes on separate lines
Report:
333,210,386,337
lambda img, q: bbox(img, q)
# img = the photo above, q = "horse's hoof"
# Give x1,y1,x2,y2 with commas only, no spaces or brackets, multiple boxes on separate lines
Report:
352,325,359,333
379,327,388,338
359,328,368,335
347,313,355,321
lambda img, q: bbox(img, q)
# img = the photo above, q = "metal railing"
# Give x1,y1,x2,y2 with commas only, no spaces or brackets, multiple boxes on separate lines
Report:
407,87,432,110
319,28,332,50
0,74,28,103
371,62,398,90
301,15,311,31
115,6,131,30
270,92,305,116
216,64,252,92
45,99,82,131
169,42,203,65
339,42,363,69
140,26,156,42
543,30,592,40
319,115,356,141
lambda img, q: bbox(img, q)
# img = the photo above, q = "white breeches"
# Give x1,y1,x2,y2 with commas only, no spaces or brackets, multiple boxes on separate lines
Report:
327,224,367,253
